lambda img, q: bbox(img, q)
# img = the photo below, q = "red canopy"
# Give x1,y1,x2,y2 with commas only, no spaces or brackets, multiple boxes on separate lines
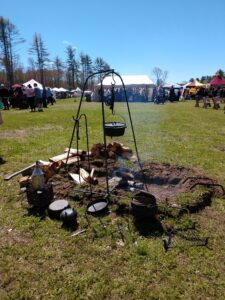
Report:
210,76,225,86
11,84,22,89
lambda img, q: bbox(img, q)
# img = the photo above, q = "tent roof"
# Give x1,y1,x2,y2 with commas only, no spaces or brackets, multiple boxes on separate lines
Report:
58,87,69,92
23,79,43,89
163,82,181,88
98,75,154,86
210,76,225,85
184,80,205,88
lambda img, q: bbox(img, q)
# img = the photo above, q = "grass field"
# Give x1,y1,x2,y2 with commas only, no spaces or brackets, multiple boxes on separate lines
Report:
0,99,225,299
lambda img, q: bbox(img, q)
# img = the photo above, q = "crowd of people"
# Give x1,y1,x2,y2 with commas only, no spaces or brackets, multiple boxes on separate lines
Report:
0,83,56,112
153,86,181,104
182,87,225,111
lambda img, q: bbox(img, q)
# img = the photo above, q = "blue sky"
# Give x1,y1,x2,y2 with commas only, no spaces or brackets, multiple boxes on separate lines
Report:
1,0,225,83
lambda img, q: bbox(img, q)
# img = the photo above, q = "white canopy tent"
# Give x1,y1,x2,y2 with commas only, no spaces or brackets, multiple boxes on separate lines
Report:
163,82,182,89
98,75,154,87
58,87,69,92
52,87,60,92
96,75,154,102
23,79,43,89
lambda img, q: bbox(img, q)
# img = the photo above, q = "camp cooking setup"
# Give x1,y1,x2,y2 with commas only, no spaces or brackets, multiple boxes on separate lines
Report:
5,70,224,250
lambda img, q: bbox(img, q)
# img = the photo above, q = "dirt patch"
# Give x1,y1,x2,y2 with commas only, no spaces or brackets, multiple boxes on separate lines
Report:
49,158,224,214
0,228,32,247
214,145,225,152
0,125,63,139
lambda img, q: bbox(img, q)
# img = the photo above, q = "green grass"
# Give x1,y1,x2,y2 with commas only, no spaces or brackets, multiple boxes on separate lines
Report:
0,99,225,299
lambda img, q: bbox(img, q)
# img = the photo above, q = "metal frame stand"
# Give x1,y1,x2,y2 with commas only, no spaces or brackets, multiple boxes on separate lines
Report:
66,69,147,202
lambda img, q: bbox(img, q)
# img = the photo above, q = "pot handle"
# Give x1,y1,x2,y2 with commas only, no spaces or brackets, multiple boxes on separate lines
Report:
106,113,126,124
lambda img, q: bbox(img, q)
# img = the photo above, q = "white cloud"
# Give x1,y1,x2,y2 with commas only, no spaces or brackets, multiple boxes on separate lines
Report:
62,40,70,45
62,40,78,50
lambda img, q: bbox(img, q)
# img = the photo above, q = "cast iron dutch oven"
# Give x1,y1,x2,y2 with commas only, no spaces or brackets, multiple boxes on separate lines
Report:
48,199,69,219
104,122,126,137
131,190,157,219
60,208,77,225
87,199,109,215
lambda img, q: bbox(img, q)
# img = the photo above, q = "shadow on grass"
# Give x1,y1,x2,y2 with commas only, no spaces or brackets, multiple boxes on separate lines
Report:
133,217,164,237
61,221,78,232
26,206,47,220
0,157,6,165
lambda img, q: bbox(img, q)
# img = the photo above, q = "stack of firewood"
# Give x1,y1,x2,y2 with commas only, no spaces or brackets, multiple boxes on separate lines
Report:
91,142,137,161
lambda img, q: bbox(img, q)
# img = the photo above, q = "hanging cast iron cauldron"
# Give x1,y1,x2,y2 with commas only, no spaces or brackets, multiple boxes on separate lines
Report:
104,122,126,137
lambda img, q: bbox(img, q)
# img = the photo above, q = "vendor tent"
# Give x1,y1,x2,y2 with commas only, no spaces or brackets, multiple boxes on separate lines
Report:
163,82,181,89
210,76,225,86
58,87,69,92
184,80,205,88
98,75,154,86
52,87,60,92
96,75,154,102
23,79,43,89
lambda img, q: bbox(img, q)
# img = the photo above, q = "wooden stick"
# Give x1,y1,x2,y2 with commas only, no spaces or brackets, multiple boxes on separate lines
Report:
71,229,87,237
4,163,36,181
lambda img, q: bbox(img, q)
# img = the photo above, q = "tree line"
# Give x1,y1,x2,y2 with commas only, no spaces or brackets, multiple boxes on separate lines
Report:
0,16,110,89
189,70,225,84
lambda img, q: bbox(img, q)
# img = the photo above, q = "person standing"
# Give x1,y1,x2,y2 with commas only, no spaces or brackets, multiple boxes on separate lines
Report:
0,84,10,110
42,86,48,108
46,88,54,105
34,83,43,112
26,84,35,112
0,98,4,125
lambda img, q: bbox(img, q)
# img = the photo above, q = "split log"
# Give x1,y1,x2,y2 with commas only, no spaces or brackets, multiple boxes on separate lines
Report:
62,156,80,165
121,146,132,153
108,150,116,159
41,161,64,180
69,173,85,184
110,142,123,154
64,148,86,155
79,168,98,185
49,152,74,163
19,176,31,188
121,151,137,162
79,168,90,181
90,168,95,178
91,143,104,157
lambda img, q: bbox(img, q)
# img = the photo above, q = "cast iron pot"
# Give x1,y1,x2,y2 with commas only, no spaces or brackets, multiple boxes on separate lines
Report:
60,208,77,225
48,199,69,219
26,182,53,208
104,122,126,137
87,199,108,215
131,190,157,219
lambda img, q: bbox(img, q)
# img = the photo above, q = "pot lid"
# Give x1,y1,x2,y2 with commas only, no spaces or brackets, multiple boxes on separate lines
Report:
49,199,69,212
87,201,108,214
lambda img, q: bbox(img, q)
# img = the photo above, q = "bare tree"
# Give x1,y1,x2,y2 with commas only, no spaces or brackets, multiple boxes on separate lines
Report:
66,46,79,89
152,67,168,86
29,33,49,85
0,16,24,85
